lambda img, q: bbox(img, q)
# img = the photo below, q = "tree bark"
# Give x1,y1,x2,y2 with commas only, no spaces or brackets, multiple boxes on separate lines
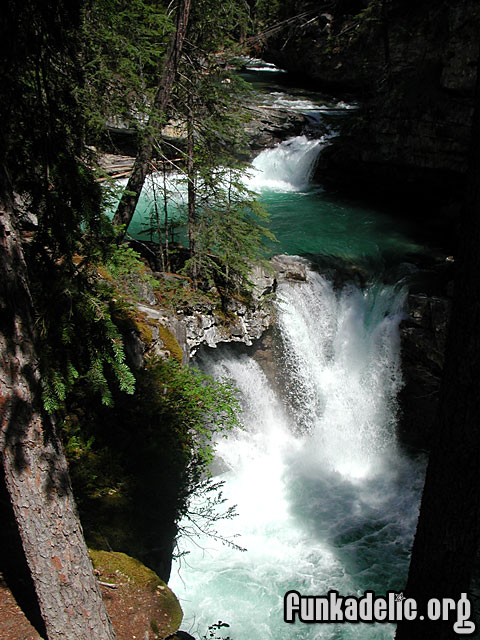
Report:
186,95,198,286
395,53,480,640
0,203,116,640
112,0,192,237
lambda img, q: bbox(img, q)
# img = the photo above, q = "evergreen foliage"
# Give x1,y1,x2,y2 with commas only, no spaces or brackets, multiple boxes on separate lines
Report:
63,355,242,575
182,167,274,294
79,0,173,143
170,6,275,291
0,0,140,412
186,0,251,53
1,0,272,591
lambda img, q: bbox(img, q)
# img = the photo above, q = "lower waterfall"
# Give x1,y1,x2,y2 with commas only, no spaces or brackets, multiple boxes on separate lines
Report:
170,269,426,640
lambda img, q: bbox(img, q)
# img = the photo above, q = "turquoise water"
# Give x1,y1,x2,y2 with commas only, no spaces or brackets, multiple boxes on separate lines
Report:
260,189,426,266
122,160,432,274
164,64,433,640
117,59,438,274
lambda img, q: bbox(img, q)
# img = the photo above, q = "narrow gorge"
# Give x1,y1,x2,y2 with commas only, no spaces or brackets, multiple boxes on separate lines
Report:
119,61,455,639
1,3,478,640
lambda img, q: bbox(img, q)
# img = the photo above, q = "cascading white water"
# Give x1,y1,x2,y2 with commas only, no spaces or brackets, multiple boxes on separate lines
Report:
170,271,425,640
112,134,325,237
277,272,405,479
166,81,426,640
247,135,324,192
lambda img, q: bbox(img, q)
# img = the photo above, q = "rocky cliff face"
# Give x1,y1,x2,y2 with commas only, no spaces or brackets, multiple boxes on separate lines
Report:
125,265,276,368
122,255,317,370
264,1,480,201
178,265,276,357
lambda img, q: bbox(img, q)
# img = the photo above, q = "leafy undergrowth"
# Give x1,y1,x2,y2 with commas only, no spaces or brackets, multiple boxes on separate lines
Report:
154,276,216,312
102,243,216,310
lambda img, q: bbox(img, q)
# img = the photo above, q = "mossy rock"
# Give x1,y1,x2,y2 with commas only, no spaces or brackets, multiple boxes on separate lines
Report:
158,325,183,364
89,549,162,590
89,550,183,638
135,317,154,345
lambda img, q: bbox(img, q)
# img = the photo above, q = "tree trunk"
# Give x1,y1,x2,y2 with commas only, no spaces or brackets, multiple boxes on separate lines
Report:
186,96,197,286
112,0,192,237
0,203,117,640
162,160,171,272
395,53,480,640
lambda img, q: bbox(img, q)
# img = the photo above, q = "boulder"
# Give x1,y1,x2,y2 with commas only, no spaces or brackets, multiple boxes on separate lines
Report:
245,106,307,153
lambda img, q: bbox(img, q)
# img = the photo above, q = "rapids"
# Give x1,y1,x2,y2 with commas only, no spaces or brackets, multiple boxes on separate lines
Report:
166,61,430,639
170,269,426,640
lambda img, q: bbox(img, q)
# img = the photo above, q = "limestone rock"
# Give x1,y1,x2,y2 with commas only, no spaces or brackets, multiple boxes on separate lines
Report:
177,263,276,356
128,264,276,363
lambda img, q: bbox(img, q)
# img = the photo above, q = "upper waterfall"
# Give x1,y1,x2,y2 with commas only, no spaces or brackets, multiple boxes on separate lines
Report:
247,135,325,192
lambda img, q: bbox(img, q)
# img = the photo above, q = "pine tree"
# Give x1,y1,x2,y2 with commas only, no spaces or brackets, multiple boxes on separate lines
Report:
171,0,273,291
0,1,137,637
112,0,192,236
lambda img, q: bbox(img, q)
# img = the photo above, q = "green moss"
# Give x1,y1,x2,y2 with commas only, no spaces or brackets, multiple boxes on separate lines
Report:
88,549,159,591
89,550,183,636
89,549,161,590
158,325,183,364
111,301,154,346
154,277,215,311
134,313,154,345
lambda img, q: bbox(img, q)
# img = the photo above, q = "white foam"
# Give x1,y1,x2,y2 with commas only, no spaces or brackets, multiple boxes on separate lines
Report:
247,136,324,192
170,271,424,640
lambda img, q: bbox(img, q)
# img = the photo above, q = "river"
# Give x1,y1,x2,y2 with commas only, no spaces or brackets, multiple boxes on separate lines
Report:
161,61,436,640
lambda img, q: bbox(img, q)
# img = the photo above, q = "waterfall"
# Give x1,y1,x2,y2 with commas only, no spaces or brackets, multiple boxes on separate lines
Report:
247,136,324,192
276,272,405,479
170,269,425,640
167,70,427,640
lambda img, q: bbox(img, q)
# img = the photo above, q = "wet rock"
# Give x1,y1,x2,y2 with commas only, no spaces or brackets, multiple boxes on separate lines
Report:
271,254,308,282
245,106,307,153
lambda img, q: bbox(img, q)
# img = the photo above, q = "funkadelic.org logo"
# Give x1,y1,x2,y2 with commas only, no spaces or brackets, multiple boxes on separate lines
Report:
283,590,476,635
